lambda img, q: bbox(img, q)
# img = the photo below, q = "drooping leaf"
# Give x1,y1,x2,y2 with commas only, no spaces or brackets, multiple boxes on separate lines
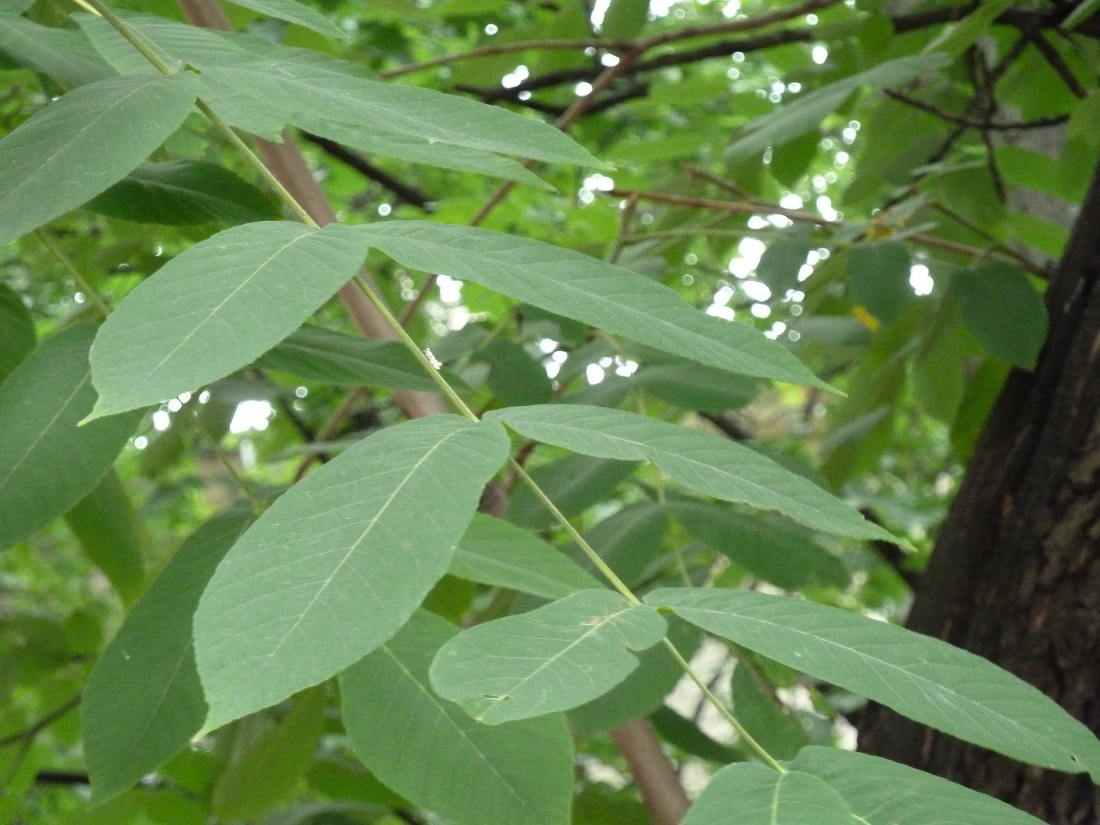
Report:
727,54,950,160
88,222,369,419
82,509,253,803
681,762,855,825
84,161,280,225
449,513,602,600
649,706,741,764
80,14,602,167
222,0,347,39
64,471,145,606
340,610,574,825
211,687,326,820
846,241,914,325
633,362,759,413
0,15,115,86
789,747,1049,825
953,262,1047,368
756,235,811,293
430,589,667,724
0,282,34,382
303,119,553,188
0,324,142,553
569,501,670,587
0,72,199,247
255,324,438,391
507,454,639,529
668,500,850,589
570,617,699,736
353,222,830,389
730,663,808,761
480,338,553,406
488,405,895,542
194,416,509,731
647,587,1100,777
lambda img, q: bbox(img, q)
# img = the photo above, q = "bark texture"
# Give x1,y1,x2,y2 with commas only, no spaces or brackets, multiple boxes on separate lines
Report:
858,158,1100,822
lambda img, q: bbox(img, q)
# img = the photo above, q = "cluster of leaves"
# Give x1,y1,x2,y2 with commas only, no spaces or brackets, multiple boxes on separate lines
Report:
1,0,1099,823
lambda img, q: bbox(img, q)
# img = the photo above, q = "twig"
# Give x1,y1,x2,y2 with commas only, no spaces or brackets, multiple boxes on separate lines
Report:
1026,29,1089,99
0,697,80,748
883,90,1070,130
300,132,434,210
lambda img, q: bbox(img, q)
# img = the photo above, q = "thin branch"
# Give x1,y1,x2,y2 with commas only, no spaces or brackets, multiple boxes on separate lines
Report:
0,697,80,749
382,0,840,79
607,187,1052,276
300,132,434,210
883,90,1070,130
1027,29,1089,98
35,770,89,785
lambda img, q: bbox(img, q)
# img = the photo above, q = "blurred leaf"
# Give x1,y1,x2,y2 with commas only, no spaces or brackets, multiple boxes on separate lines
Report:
757,235,811,293
633,363,759,413
0,282,34,383
508,454,639,529
731,663,808,760
64,470,145,606
222,0,347,38
846,241,913,325
953,262,1047,368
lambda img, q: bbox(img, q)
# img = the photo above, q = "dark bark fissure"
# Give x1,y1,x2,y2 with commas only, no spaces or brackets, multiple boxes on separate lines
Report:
858,157,1100,822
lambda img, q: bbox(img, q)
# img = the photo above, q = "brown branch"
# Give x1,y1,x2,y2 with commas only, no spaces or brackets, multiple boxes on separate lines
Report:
300,132,434,210
381,0,839,79
611,719,691,825
607,187,1052,276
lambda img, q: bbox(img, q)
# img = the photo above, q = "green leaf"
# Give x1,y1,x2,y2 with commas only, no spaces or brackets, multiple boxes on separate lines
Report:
727,54,950,160
1063,0,1100,28
953,262,1047,368
255,324,439,391
82,509,252,803
488,405,894,542
570,617,699,736
757,236,811,293
353,222,830,389
0,324,142,553
600,0,648,38
481,338,553,406
647,587,1100,777
84,161,279,225
340,610,574,825
430,589,667,723
194,416,509,730
633,363,758,413
449,513,603,600
0,16,115,86
681,762,855,825
64,471,145,606
572,501,670,587
303,119,553,188
923,0,1014,56
730,664,808,761
507,454,639,530
80,14,602,167
789,747,1048,825
649,706,741,763
668,500,850,589
222,0,347,39
846,241,914,325
88,222,369,419
0,282,34,383
0,73,198,247
212,687,326,820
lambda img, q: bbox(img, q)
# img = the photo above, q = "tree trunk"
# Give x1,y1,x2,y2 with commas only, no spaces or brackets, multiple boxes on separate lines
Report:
858,158,1100,823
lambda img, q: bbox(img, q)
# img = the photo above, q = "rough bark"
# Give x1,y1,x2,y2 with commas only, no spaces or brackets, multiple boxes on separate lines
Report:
858,157,1100,822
